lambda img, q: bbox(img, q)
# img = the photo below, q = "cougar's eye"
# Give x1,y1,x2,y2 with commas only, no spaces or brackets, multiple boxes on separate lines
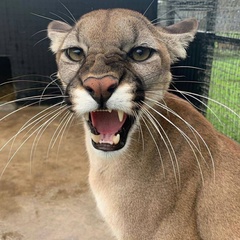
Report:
129,47,154,62
65,47,84,62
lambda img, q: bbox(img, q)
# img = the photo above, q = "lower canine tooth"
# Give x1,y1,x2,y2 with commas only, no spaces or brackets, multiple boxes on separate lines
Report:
113,134,120,145
91,133,101,143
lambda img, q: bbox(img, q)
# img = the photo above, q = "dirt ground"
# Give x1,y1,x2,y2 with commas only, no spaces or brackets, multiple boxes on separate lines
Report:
0,107,113,240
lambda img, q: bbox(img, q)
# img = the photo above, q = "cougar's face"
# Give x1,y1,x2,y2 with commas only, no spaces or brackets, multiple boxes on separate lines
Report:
50,9,172,153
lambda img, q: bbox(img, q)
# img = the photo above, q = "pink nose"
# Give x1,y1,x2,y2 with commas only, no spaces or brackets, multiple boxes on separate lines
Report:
83,76,118,101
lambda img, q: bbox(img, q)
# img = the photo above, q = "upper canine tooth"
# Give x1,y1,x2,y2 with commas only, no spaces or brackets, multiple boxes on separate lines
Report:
117,110,124,122
108,109,112,113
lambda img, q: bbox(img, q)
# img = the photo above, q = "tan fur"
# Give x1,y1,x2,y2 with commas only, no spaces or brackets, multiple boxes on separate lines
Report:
48,9,240,240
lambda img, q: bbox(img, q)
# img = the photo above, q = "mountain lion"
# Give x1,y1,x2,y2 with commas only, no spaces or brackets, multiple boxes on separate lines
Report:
47,9,240,240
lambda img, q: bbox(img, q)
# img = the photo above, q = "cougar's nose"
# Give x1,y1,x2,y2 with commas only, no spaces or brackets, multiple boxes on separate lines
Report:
83,76,118,102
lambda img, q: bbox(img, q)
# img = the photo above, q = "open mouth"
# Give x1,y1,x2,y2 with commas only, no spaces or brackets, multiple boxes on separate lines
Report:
85,110,135,151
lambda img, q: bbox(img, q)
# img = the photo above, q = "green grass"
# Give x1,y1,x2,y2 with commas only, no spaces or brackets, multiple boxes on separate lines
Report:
207,47,240,142
216,32,240,39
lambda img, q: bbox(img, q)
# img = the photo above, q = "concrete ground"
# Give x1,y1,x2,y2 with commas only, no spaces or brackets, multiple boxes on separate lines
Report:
0,107,114,240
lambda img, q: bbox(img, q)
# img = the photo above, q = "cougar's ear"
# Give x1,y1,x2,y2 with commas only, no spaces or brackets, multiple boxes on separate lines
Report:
47,20,72,53
158,18,198,62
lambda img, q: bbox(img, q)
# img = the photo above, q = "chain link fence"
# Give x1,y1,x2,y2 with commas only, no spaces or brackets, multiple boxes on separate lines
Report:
158,0,240,142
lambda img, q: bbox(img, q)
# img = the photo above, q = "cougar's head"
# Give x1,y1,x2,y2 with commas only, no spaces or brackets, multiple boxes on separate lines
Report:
48,9,197,153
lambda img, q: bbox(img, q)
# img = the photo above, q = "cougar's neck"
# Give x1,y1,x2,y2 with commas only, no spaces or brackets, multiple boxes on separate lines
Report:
85,93,216,239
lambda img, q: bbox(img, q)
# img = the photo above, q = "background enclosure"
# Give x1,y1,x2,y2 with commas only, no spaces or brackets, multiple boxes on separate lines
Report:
0,0,239,141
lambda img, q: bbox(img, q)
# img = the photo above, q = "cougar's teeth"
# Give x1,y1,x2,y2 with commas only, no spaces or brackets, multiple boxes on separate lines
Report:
113,134,120,145
91,133,101,143
94,109,112,112
117,110,124,122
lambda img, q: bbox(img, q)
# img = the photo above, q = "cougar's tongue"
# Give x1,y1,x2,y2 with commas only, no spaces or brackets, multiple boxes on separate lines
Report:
90,111,126,145
91,111,125,135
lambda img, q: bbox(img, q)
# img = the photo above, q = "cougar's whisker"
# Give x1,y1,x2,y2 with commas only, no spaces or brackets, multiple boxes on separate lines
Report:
0,75,61,90
142,106,181,188
6,105,63,164
47,109,71,152
29,107,68,173
141,113,166,179
1,102,65,155
0,104,67,178
152,5,204,25
143,0,155,16
39,77,64,105
23,104,66,142
0,87,60,103
50,11,71,24
171,65,205,71
145,86,235,128
56,11,77,24
55,111,74,161
134,111,146,155
31,12,56,22
176,90,240,118
143,101,206,183
30,106,68,167
59,0,76,23
34,36,49,47
146,98,216,181
169,88,222,124
0,95,65,126
31,29,48,37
